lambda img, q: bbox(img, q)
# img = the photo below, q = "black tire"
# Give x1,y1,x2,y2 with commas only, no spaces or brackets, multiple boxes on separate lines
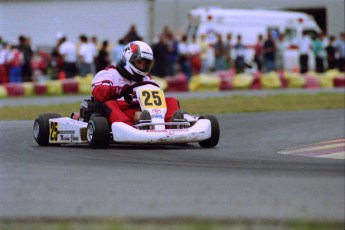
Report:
87,117,110,149
90,112,103,119
33,113,61,146
198,115,220,148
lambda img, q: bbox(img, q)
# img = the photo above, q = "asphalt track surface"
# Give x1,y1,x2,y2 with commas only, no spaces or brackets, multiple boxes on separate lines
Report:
0,106,344,223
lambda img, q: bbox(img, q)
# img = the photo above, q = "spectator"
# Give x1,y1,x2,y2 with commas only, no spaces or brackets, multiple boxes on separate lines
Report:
125,24,142,42
312,33,326,73
90,35,99,74
224,33,233,69
325,35,337,70
275,33,287,71
162,25,173,37
7,45,24,83
18,35,33,82
253,34,264,72
298,31,312,73
91,35,100,51
166,31,179,76
50,32,65,79
199,33,209,73
111,38,126,65
188,35,201,75
58,35,78,78
335,32,345,72
214,33,225,71
78,34,96,77
263,32,276,72
177,34,192,80
151,34,169,78
321,33,329,50
0,41,10,84
234,34,247,73
96,40,110,72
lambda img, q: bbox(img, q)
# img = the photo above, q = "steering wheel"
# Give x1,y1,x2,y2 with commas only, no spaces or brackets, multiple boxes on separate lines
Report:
130,81,160,89
124,81,161,105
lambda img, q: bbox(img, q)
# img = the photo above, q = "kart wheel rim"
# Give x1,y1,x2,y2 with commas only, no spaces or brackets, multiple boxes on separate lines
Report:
87,125,94,142
33,121,39,139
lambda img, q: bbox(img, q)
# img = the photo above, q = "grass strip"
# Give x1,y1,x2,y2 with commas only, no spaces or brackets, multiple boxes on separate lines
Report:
0,93,343,120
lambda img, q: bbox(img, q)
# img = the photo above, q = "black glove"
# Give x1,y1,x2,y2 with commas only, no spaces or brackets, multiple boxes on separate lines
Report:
118,84,133,98
118,84,134,103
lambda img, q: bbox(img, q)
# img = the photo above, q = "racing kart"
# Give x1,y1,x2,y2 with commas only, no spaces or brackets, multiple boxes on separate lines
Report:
33,81,220,148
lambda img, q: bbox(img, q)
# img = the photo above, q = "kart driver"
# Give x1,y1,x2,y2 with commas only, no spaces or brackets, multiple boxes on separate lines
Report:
91,40,183,126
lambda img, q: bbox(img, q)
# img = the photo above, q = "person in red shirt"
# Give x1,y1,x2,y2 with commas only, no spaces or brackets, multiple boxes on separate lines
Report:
91,40,182,126
254,34,264,72
8,45,24,83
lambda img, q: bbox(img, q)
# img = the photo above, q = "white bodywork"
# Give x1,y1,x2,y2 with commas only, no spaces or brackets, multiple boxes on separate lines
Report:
111,83,210,144
111,119,211,144
48,115,209,145
49,118,88,144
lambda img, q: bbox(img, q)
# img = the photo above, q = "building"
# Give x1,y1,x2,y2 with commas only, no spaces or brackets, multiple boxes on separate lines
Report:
0,0,344,47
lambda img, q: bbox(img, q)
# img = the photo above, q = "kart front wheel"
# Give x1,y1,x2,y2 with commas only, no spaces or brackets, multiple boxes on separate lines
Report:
33,113,61,146
198,115,220,148
87,117,110,149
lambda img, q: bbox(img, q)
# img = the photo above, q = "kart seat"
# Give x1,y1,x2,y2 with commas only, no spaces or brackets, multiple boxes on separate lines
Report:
80,97,106,122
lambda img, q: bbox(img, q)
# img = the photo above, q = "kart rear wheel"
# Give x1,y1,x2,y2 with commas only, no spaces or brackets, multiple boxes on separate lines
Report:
87,117,110,149
33,113,61,146
198,115,220,148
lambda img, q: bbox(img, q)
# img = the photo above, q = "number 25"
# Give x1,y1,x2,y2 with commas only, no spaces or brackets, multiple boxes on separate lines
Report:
142,91,162,106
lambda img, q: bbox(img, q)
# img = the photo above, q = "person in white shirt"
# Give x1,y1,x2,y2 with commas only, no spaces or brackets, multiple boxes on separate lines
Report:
335,32,345,72
0,41,10,83
188,35,201,75
299,31,312,73
58,36,77,78
199,34,209,73
78,35,96,77
177,35,192,79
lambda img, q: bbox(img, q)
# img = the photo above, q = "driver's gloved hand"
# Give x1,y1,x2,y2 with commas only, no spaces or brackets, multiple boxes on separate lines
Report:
119,84,133,98
117,84,134,103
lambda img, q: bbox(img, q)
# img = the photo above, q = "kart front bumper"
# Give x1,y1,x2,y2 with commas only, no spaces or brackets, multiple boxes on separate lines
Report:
111,119,211,144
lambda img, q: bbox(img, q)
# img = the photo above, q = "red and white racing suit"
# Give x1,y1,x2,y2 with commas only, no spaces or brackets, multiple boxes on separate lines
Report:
92,65,180,126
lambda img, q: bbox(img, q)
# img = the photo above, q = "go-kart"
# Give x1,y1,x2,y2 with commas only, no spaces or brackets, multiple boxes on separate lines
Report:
33,81,220,148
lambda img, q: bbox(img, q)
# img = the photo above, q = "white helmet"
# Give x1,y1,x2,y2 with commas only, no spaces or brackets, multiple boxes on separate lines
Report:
120,41,154,82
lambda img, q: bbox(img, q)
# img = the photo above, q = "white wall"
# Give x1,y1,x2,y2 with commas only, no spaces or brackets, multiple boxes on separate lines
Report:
0,0,149,46
0,0,343,47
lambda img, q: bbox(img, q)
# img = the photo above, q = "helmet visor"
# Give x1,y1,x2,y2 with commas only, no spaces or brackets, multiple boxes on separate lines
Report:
131,58,153,73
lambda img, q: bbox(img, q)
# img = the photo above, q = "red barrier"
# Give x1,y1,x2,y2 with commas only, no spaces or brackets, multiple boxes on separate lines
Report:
4,83,24,96
333,76,345,87
278,70,289,88
62,79,79,94
251,72,262,90
167,73,188,92
34,83,47,95
215,69,235,90
304,74,320,89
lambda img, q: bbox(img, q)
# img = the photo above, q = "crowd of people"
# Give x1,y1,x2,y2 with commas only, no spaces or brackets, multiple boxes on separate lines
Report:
0,24,344,85
150,27,344,78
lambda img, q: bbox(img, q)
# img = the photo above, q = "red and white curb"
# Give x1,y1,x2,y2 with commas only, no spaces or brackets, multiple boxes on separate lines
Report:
278,139,345,159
